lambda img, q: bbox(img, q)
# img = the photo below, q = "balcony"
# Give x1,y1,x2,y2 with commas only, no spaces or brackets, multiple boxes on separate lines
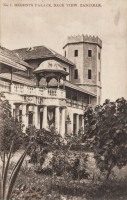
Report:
66,98,86,109
9,83,66,99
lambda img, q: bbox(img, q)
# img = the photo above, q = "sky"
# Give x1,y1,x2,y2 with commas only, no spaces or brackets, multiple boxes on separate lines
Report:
1,0,127,103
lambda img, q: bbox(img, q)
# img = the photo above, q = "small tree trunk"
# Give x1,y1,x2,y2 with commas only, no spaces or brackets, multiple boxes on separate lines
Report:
106,161,114,180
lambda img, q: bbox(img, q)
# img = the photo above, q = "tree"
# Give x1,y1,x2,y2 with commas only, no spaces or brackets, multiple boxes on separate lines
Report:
0,92,23,158
84,97,127,179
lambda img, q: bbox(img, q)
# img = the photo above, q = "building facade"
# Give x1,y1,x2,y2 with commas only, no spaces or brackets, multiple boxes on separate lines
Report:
0,35,102,136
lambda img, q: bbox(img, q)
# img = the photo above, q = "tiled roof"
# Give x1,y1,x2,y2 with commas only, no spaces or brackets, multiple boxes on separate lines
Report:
0,73,36,86
0,55,26,71
0,46,32,69
64,81,96,97
13,46,75,66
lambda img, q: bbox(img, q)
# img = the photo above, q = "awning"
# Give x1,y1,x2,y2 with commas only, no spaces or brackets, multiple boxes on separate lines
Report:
64,81,96,97
0,73,35,86
0,55,27,71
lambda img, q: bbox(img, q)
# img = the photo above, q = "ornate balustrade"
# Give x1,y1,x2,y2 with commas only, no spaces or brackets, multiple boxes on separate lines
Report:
8,83,65,99
66,98,86,109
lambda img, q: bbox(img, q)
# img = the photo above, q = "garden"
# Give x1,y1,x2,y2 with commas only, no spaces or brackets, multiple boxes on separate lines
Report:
1,92,127,200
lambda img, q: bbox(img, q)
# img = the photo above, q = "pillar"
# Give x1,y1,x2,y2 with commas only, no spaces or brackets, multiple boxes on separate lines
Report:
55,107,60,133
33,105,38,128
61,108,65,137
70,112,74,134
22,104,27,132
26,105,29,128
81,115,84,131
10,102,14,117
76,114,79,135
38,107,40,129
42,105,47,129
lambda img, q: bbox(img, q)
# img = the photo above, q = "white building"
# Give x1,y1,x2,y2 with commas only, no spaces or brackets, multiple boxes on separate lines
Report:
0,35,102,136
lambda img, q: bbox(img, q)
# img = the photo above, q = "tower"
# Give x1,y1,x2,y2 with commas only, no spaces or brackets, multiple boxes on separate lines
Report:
63,34,102,104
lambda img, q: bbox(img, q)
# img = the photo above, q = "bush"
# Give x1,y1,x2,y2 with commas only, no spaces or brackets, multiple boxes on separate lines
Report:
0,93,24,157
42,150,90,180
84,97,127,179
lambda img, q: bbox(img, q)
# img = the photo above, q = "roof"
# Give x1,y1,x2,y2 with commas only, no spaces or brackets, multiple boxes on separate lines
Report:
64,81,96,97
0,73,35,86
0,55,26,71
0,46,32,69
13,46,75,66
34,60,69,76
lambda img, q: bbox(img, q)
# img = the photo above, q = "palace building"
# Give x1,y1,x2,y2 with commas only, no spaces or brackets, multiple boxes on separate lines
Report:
0,35,102,136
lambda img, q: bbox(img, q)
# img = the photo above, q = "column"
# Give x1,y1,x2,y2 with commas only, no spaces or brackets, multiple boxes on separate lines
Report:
42,106,47,129
81,115,84,131
10,101,14,117
55,107,60,133
15,104,20,121
26,105,29,128
22,104,27,132
61,108,65,137
38,107,40,129
70,112,74,134
33,105,38,128
76,114,79,135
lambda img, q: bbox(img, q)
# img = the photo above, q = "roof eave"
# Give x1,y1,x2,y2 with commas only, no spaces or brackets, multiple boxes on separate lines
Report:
0,55,27,71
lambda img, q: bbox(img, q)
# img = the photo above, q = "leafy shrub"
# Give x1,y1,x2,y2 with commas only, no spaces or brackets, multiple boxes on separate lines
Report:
46,150,90,180
0,93,24,156
84,97,127,179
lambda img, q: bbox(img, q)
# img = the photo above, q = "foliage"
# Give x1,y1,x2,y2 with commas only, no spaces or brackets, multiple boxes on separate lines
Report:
65,130,86,149
0,92,23,156
25,126,64,148
52,150,89,180
25,126,65,169
1,141,32,200
25,126,89,180
84,97,127,179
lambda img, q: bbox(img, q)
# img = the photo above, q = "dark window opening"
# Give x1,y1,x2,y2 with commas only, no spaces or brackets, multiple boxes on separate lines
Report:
88,50,92,57
28,111,33,125
72,92,77,101
88,69,92,79
19,110,22,123
98,96,100,104
98,72,100,81
74,69,78,79
74,50,78,57
98,52,100,59
64,68,66,71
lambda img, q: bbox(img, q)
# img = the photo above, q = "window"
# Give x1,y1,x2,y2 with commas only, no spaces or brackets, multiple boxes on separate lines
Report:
65,51,66,57
28,111,33,125
74,50,78,57
88,50,92,57
98,52,100,60
63,68,66,80
88,69,92,79
19,110,22,123
72,92,77,101
98,72,100,81
74,69,78,79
